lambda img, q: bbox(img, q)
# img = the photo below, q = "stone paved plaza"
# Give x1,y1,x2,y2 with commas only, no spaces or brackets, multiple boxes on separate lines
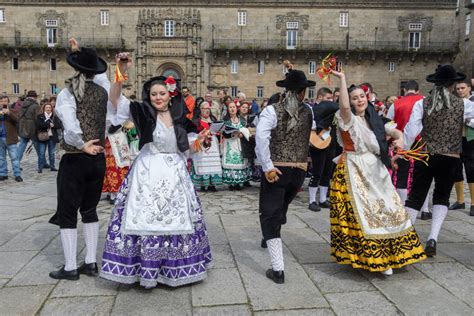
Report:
1,155,474,315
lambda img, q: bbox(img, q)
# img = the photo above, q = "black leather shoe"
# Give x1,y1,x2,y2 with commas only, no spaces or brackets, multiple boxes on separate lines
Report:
420,211,432,220
49,266,79,280
308,202,321,212
449,202,465,210
77,262,99,276
50,167,58,171
0,176,7,181
229,185,234,191
243,181,251,187
266,269,285,284
44,164,50,169
319,200,330,208
38,169,42,174
261,239,267,249
200,186,207,192
14,176,23,182
470,206,474,216
425,239,437,257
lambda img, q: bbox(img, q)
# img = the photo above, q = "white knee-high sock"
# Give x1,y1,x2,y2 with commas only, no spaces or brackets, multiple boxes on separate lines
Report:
319,186,328,203
406,207,418,225
83,222,99,264
60,229,77,271
396,189,407,204
309,187,318,204
266,238,284,271
421,195,430,213
428,205,448,241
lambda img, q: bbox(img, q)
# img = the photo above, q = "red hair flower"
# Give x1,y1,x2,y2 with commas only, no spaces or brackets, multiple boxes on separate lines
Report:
164,76,178,98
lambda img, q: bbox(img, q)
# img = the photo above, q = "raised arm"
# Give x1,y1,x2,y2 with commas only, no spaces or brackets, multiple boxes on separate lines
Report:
110,53,132,107
330,70,351,124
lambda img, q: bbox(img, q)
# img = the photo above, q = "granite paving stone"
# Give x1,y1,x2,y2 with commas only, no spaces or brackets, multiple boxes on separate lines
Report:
50,275,120,298
255,309,336,316
437,242,474,268
112,286,192,315
8,254,64,286
0,230,58,251
303,263,376,293
192,268,247,306
192,305,252,316
372,278,472,315
0,250,37,278
325,291,400,316
416,262,474,308
286,242,333,264
208,243,236,269
0,285,54,315
39,296,115,315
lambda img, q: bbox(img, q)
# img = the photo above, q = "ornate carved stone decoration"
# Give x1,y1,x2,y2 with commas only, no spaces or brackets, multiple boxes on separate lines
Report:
397,14,433,32
276,12,309,36
35,10,68,46
136,8,203,95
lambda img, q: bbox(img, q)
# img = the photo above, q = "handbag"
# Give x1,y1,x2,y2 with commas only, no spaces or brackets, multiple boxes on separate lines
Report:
37,130,49,141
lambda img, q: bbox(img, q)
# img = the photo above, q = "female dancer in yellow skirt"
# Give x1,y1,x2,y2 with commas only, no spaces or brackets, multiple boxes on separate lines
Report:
329,70,426,275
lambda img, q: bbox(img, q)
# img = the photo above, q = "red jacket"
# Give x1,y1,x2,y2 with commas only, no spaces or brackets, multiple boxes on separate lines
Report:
393,94,424,132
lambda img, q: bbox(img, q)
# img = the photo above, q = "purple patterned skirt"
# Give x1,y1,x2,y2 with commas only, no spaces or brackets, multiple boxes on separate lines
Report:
100,175,213,288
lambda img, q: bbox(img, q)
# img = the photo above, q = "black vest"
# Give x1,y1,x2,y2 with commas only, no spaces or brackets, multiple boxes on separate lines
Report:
269,103,313,163
62,82,107,152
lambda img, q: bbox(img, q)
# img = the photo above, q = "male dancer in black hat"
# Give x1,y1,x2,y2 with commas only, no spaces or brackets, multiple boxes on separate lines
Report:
255,62,315,284
49,39,108,280
403,64,466,257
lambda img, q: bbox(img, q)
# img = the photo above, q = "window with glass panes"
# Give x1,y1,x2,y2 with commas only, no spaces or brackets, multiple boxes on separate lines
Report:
231,60,238,74
309,61,316,74
164,20,175,37
100,10,109,26
257,60,264,74
339,12,348,27
238,11,247,26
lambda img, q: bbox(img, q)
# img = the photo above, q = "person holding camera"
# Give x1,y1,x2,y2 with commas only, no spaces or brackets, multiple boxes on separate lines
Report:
0,95,22,182
36,102,62,173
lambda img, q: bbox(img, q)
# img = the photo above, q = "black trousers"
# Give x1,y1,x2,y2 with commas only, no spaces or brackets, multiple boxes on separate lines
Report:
259,167,306,241
454,138,474,183
309,146,335,188
55,153,106,229
393,158,410,189
405,154,460,210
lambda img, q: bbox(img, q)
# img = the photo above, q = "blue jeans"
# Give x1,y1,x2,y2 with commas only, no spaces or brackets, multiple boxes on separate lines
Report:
0,137,21,177
17,136,39,163
38,139,56,170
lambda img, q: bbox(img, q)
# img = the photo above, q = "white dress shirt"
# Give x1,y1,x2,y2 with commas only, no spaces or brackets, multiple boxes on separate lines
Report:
403,99,424,150
255,106,277,172
404,98,474,150
55,73,129,150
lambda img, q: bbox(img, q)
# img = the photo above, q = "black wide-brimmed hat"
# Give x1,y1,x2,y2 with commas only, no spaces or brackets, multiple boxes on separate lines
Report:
426,64,466,83
66,47,107,74
276,69,316,90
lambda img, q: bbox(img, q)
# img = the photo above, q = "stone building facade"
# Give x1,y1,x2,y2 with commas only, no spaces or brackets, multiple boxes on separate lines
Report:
455,0,474,79
0,0,459,100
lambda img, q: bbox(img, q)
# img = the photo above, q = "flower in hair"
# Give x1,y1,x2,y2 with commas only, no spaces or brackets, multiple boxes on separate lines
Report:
164,76,178,97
